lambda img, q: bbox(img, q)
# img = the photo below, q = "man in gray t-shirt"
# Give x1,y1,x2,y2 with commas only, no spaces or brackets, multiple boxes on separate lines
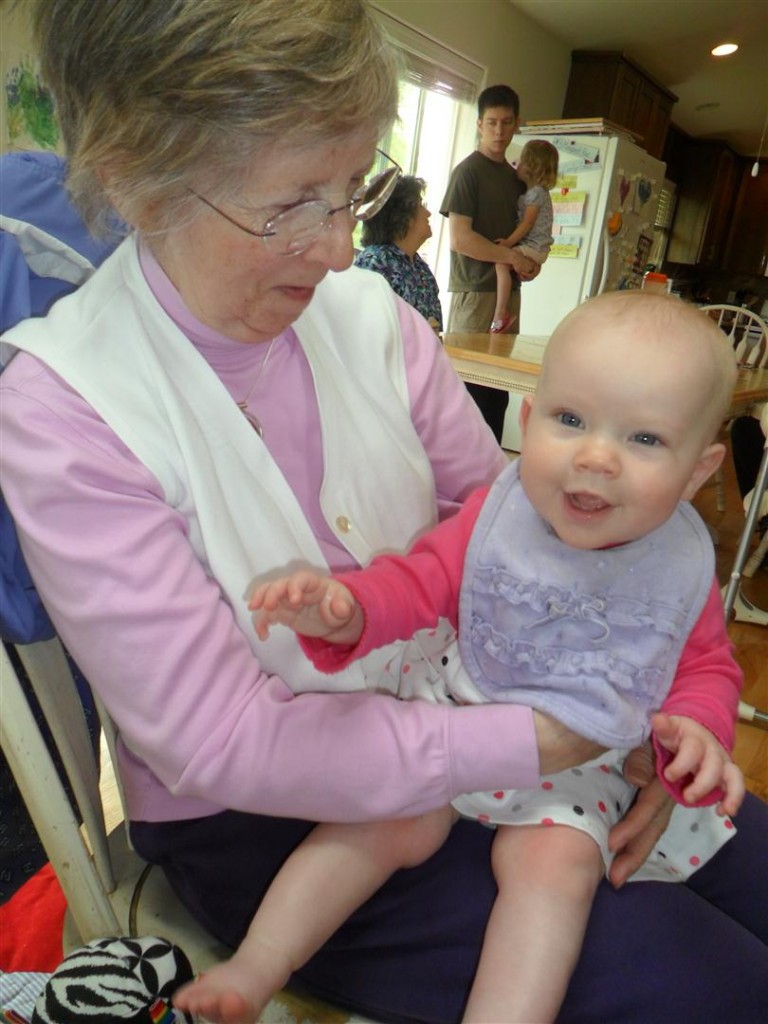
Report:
440,84,537,441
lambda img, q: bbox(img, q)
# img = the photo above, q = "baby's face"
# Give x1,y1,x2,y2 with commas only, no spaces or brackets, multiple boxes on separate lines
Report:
518,314,723,550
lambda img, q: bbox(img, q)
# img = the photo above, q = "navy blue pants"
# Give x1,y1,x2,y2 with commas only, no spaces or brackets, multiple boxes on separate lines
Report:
132,793,768,1023
464,382,508,445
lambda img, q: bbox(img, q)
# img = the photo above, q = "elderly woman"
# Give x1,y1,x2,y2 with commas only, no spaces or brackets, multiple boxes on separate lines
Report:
1,3,766,1023
354,175,443,330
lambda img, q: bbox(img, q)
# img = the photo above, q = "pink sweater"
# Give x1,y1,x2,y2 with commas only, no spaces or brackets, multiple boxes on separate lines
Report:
0,246,545,825
304,488,741,805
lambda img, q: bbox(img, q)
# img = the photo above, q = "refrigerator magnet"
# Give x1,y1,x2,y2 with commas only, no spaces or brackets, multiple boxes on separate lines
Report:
618,175,630,209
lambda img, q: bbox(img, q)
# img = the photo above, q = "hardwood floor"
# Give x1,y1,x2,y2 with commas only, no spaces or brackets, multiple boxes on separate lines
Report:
692,438,768,802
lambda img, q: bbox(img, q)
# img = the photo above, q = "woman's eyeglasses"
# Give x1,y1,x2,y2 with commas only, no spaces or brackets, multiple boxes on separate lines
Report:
189,149,401,256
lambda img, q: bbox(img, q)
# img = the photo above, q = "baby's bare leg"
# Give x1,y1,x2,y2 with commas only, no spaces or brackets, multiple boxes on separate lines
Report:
173,807,456,1023
463,824,603,1024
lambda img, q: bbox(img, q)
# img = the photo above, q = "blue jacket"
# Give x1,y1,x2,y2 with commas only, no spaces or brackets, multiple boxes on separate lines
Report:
1,151,120,642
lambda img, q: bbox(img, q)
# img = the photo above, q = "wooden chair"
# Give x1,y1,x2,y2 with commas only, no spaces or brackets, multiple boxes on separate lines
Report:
721,403,768,728
700,304,768,369
700,305,768,512
0,636,230,960
0,636,370,1021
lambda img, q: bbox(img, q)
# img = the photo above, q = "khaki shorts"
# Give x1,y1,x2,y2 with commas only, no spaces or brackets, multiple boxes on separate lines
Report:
447,289,521,333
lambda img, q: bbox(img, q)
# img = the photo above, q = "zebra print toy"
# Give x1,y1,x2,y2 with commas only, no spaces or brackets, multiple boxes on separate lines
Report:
31,936,194,1024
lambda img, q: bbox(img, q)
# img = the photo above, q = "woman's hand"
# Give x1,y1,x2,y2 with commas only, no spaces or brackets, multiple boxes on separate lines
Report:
532,711,605,775
608,743,674,889
608,773,675,888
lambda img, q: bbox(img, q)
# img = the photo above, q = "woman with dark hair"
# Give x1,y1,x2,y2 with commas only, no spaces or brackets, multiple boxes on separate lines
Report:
354,175,443,330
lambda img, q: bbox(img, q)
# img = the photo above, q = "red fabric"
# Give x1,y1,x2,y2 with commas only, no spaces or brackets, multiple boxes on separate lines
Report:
0,864,65,972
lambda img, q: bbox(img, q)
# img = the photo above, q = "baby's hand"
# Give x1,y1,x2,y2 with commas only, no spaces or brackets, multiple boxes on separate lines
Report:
248,571,362,644
651,711,744,817
494,237,513,248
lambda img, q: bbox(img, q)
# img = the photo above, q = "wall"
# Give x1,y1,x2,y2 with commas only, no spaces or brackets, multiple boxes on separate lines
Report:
0,0,63,153
2,0,571,156
2,0,573,151
375,0,571,124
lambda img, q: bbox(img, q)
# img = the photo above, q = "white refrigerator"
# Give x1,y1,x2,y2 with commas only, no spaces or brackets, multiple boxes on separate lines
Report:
501,131,666,449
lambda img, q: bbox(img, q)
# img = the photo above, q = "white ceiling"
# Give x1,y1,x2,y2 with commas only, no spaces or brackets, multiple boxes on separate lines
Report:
509,0,768,156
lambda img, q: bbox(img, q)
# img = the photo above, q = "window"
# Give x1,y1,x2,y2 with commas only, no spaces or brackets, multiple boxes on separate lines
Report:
373,9,484,295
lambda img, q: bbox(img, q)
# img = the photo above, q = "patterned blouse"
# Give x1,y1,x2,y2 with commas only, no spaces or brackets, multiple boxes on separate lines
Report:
354,244,443,331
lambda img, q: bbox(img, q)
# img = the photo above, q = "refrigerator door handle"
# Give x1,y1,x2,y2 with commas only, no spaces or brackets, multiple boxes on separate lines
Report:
595,229,610,296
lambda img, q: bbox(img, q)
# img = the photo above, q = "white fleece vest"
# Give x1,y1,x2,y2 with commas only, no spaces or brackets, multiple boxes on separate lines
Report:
6,236,437,691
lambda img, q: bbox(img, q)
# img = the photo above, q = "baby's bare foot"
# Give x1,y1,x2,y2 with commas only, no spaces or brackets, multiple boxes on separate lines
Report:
174,939,294,1024
173,951,283,1024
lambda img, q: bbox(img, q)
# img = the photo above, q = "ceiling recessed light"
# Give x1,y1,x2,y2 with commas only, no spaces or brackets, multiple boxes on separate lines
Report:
711,42,738,56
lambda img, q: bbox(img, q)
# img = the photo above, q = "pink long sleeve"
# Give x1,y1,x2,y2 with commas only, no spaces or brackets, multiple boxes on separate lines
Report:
0,290,540,825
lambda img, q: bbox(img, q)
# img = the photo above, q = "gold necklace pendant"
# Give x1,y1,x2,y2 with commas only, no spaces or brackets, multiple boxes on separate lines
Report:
237,401,265,437
235,337,277,438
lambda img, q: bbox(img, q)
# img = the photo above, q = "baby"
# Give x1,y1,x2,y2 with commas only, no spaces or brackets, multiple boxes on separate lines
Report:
175,291,744,1024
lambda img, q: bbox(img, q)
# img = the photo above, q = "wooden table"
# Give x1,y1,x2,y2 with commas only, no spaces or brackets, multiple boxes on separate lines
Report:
443,332,768,419
729,366,768,418
442,332,546,396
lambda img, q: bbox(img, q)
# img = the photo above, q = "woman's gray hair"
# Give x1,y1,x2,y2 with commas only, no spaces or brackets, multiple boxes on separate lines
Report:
360,176,426,247
32,0,401,235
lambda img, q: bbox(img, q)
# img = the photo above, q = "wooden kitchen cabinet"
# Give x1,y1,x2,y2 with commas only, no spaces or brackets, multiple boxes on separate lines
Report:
562,50,677,158
661,124,689,185
665,140,740,266
724,160,768,276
